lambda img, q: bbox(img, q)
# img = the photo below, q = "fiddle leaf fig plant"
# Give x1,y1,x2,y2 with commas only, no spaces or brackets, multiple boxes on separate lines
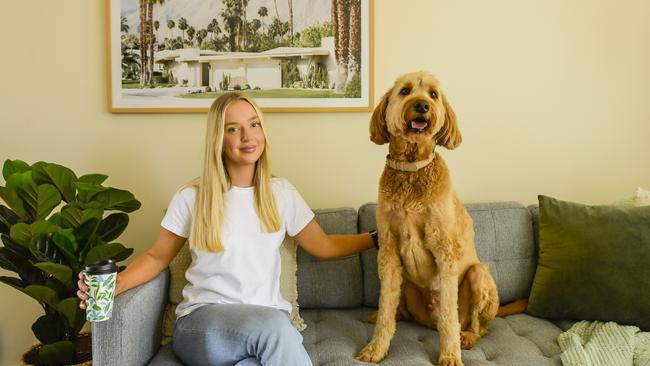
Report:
0,159,140,365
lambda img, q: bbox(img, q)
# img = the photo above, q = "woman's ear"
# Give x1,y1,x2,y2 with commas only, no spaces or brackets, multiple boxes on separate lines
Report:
369,88,392,145
434,92,462,149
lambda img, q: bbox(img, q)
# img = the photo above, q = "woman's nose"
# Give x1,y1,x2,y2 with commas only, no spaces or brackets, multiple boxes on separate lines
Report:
240,128,249,141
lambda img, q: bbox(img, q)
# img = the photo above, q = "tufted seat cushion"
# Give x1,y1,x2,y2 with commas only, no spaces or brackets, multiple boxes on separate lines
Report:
301,309,563,366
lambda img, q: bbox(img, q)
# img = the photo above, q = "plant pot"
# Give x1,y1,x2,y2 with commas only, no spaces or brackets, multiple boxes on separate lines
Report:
20,332,92,366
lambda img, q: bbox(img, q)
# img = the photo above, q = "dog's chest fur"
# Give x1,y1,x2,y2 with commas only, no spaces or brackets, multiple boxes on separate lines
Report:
377,158,452,290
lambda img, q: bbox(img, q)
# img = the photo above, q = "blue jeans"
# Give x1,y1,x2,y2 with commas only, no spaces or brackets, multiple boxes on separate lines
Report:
172,304,312,366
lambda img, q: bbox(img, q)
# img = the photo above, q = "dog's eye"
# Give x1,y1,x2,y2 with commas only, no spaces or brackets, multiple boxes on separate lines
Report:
399,88,411,95
430,91,438,99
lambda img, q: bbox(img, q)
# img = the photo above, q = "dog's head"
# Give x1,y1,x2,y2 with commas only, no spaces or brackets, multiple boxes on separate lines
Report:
370,71,461,149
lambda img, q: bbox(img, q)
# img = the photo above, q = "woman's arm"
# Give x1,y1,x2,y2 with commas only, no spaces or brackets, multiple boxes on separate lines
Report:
293,219,374,260
77,227,186,307
114,227,187,295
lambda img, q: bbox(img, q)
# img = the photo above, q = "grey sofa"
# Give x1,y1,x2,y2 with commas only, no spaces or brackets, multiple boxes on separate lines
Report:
93,201,568,365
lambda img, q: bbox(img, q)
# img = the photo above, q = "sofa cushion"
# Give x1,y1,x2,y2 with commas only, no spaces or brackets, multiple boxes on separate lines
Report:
297,207,363,308
301,309,562,365
528,195,650,330
359,202,536,307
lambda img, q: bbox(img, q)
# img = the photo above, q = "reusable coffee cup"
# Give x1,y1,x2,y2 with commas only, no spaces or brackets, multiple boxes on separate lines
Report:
82,259,118,322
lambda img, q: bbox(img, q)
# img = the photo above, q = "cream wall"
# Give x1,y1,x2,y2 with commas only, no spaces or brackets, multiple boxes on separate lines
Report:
1,0,649,364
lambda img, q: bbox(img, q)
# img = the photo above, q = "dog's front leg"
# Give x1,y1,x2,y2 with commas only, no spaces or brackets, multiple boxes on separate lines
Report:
356,232,402,363
436,267,463,366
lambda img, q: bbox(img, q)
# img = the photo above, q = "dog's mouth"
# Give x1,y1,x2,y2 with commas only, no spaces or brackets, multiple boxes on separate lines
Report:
408,117,429,133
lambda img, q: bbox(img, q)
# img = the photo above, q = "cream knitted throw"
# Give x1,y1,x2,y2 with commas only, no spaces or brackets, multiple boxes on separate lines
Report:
558,321,650,366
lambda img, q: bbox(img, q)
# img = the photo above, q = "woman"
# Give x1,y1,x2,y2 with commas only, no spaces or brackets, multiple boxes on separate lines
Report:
77,92,376,366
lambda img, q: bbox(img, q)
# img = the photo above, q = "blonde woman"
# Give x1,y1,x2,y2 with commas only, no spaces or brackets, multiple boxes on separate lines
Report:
77,92,375,366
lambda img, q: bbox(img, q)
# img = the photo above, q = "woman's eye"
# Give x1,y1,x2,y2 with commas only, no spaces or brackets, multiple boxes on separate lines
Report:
251,121,260,128
400,88,411,95
430,91,438,99
227,127,239,133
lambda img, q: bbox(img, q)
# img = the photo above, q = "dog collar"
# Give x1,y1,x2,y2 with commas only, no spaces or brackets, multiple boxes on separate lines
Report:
386,152,435,172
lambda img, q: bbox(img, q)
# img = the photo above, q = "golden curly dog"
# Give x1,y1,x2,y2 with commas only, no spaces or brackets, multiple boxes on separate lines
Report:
356,71,500,366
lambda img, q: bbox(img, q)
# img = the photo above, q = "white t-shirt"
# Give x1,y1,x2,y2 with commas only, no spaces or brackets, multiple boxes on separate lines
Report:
161,177,314,319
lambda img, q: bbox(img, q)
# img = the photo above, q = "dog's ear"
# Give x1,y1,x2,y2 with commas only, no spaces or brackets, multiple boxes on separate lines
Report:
435,92,462,149
369,88,392,145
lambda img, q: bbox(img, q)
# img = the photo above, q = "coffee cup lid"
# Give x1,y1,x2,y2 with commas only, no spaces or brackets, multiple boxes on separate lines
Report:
84,259,118,275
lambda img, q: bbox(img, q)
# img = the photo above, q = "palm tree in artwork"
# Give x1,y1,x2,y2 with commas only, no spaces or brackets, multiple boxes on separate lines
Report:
178,17,188,46
332,0,350,92
187,26,196,47
242,0,249,50
258,6,268,33
288,0,294,45
121,16,130,33
196,29,208,48
221,0,244,51
139,0,149,86
347,0,361,81
167,19,176,39
154,20,160,44
148,0,165,86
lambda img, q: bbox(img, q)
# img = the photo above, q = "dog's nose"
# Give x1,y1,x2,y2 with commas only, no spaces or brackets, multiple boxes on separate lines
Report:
414,100,430,114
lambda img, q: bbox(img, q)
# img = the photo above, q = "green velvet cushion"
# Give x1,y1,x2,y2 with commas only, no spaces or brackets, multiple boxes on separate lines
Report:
528,195,650,330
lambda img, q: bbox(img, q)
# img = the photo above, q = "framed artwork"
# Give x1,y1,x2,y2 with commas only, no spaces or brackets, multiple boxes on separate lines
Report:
107,0,374,113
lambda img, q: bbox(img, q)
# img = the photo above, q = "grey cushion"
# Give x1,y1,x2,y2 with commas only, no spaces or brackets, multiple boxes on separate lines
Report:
93,270,169,366
297,207,363,308
148,344,183,366
359,202,536,307
301,309,562,365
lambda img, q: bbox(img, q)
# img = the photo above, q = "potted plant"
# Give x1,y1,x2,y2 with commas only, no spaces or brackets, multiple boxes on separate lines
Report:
0,159,140,365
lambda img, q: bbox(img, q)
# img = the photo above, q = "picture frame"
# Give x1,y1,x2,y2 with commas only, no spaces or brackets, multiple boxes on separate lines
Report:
107,0,374,113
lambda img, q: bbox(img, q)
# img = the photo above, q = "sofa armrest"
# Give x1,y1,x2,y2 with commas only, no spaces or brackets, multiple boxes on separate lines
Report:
92,269,170,366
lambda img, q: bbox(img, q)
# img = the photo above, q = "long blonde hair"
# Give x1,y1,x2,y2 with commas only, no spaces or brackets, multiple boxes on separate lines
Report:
188,92,281,252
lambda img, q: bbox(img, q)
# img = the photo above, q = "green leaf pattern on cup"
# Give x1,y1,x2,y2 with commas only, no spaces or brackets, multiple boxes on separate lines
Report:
85,273,116,322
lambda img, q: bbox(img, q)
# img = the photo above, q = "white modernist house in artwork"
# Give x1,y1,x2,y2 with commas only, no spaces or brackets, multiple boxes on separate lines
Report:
154,37,337,90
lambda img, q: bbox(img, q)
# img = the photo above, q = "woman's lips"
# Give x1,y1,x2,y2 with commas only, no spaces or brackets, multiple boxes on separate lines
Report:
240,146,256,153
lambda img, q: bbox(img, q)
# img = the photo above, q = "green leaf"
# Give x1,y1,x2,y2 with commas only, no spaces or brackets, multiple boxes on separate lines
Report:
38,340,74,363
45,277,70,300
1,233,35,261
24,284,59,307
74,217,100,250
0,276,27,292
75,182,107,203
0,205,20,235
36,184,62,220
30,220,62,239
31,234,65,264
43,163,78,203
0,247,44,285
84,242,133,265
96,213,129,242
78,173,108,185
57,297,86,333
51,232,80,273
49,205,103,230
0,187,27,219
10,222,31,246
34,262,72,286
93,188,141,213
5,171,37,220
32,314,67,344
2,159,30,181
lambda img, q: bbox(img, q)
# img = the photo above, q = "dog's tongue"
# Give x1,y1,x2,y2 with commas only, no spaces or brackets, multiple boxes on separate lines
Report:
410,121,428,130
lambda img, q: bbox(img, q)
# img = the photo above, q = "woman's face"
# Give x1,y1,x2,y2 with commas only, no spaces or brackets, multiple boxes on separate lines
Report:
222,100,266,169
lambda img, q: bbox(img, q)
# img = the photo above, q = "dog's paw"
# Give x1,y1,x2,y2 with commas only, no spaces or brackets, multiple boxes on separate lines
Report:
438,354,464,366
460,331,479,349
356,342,388,363
367,311,378,324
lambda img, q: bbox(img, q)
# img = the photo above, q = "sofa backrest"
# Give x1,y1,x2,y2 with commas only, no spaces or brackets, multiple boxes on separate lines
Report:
297,208,364,308
296,201,538,309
